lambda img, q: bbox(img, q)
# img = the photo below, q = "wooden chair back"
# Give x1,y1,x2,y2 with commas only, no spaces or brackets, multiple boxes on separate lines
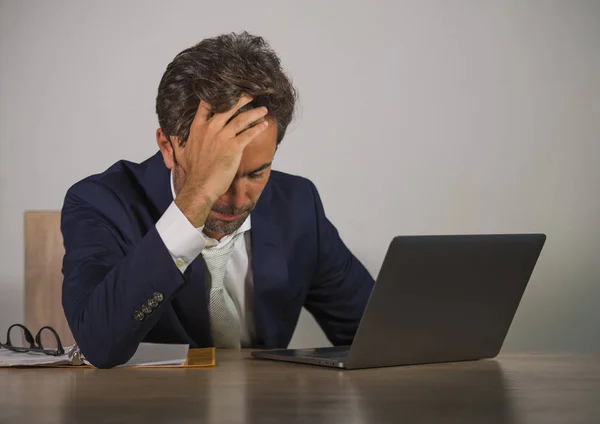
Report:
24,211,75,347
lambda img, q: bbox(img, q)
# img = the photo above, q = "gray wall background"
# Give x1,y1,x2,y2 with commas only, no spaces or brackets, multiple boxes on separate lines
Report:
1,0,598,352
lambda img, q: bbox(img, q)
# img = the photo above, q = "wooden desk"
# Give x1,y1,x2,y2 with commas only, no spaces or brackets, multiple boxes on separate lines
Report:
1,351,599,423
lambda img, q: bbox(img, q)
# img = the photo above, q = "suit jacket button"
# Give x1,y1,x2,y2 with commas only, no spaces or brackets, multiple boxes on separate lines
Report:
133,310,145,321
141,305,153,314
153,292,164,302
147,299,159,308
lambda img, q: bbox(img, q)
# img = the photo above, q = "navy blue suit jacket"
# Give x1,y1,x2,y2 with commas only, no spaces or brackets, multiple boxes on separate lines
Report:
60,152,374,368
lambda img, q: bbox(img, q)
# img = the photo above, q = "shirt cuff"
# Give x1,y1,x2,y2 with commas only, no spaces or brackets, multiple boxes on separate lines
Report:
156,201,206,273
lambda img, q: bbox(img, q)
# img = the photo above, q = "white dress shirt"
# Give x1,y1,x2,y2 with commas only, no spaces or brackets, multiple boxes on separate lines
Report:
155,173,255,346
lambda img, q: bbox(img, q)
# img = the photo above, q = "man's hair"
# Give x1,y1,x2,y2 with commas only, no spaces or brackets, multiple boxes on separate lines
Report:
156,32,297,146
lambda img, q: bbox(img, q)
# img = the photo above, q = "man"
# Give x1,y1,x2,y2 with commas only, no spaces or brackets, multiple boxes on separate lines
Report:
61,32,374,368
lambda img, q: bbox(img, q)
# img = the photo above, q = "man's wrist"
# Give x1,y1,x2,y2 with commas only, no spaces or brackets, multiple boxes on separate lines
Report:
156,202,207,273
174,188,215,228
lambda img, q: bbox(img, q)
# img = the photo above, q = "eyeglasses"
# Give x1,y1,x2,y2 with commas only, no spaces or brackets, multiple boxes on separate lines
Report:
0,324,65,356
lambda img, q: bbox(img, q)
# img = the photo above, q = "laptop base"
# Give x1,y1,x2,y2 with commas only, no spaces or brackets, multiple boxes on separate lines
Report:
252,346,349,369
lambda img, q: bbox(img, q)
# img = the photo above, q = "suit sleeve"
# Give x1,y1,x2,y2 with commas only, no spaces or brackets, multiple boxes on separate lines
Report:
304,181,375,345
60,184,193,368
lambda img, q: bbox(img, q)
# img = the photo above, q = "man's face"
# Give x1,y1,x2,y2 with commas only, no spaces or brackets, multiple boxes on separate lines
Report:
168,121,278,239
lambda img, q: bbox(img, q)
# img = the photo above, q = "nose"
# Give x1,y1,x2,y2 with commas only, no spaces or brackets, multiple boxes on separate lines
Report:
221,178,248,210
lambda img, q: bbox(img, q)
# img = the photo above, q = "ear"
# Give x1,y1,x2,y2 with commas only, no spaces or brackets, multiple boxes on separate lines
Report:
156,128,176,170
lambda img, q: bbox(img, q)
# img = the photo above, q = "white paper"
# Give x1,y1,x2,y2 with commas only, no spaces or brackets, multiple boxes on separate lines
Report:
119,343,189,367
81,343,190,367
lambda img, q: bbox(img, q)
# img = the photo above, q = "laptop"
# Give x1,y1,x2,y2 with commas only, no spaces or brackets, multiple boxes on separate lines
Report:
251,233,546,369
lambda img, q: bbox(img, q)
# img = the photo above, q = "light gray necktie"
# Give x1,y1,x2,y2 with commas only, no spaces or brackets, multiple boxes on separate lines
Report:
202,232,243,349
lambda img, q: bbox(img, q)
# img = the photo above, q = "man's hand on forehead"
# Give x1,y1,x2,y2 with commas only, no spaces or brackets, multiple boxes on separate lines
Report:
171,94,270,228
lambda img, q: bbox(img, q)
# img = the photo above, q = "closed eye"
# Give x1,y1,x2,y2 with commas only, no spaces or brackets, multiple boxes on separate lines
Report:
247,172,264,180
240,162,272,179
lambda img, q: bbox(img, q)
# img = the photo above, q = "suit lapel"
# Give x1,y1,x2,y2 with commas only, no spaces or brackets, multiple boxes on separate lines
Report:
140,151,173,218
250,183,289,348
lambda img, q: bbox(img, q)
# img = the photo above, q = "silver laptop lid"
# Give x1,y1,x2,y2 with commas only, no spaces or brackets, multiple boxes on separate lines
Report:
345,234,546,369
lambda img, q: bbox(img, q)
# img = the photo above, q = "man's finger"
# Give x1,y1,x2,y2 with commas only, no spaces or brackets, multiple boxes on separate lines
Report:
191,100,212,128
235,119,270,149
210,94,255,128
